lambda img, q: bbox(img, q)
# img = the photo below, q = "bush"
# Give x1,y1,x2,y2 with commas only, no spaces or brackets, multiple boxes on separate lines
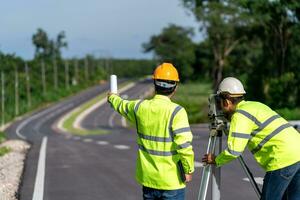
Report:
265,72,297,109
275,107,300,120
0,131,6,143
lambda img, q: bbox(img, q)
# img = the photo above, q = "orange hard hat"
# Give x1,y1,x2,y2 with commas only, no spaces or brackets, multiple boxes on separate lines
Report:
152,63,179,82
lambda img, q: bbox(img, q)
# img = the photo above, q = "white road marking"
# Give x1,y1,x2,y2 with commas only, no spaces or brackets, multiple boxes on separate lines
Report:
83,138,93,143
73,82,137,130
73,136,81,140
243,177,264,185
33,104,74,132
32,136,48,200
114,145,130,150
97,141,109,145
16,103,64,140
57,107,81,132
195,161,205,168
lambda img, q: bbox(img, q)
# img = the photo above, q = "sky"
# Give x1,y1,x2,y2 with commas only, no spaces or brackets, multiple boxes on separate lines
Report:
0,0,201,60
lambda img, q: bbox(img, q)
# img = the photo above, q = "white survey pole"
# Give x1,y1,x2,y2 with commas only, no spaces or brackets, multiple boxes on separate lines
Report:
110,75,118,93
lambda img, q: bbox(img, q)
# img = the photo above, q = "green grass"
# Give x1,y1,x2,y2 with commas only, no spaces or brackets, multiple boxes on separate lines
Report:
0,131,6,143
62,81,133,135
0,132,10,157
0,147,10,157
173,81,212,123
63,93,109,135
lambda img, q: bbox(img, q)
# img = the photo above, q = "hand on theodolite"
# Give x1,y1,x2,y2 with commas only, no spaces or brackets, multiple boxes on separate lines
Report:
202,153,216,164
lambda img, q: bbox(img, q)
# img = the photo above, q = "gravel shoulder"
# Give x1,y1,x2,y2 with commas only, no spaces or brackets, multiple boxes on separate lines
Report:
0,140,30,200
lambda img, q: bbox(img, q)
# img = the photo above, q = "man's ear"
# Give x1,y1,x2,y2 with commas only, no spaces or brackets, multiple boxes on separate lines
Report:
222,98,228,107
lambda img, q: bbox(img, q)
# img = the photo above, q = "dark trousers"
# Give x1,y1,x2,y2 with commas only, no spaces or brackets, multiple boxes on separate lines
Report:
261,161,300,200
142,186,185,200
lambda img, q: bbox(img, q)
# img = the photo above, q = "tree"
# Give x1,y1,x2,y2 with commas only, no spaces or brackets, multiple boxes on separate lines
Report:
181,0,251,91
143,24,196,82
241,1,300,107
32,28,68,60
243,1,300,76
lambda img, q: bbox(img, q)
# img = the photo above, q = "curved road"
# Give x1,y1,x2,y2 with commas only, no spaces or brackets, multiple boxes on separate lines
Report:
6,79,265,200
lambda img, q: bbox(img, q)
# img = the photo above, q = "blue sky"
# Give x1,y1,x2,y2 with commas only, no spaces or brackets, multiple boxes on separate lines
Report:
0,0,201,59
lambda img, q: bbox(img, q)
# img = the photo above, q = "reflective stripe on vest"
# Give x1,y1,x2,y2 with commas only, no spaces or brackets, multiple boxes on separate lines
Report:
138,144,177,156
251,123,293,154
169,106,182,138
231,132,251,139
134,103,188,156
236,109,293,155
227,147,242,156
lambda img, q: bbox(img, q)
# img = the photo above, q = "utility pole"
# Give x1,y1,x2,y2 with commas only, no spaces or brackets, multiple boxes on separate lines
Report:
53,58,58,90
84,57,89,81
15,68,19,116
1,71,5,127
97,59,102,73
25,63,31,108
41,61,46,95
65,60,70,89
74,59,79,85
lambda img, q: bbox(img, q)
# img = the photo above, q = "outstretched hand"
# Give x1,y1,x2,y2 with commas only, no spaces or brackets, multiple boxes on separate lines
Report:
107,92,118,101
202,153,216,164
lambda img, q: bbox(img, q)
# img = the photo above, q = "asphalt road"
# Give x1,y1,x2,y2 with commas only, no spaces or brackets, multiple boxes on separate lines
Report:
6,79,265,200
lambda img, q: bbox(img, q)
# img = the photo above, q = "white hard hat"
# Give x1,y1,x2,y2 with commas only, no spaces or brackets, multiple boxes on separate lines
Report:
218,77,246,95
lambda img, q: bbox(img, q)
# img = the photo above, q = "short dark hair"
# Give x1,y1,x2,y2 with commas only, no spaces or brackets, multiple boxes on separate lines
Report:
154,79,177,95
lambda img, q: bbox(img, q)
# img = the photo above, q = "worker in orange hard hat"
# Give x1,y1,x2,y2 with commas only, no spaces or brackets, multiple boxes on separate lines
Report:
152,62,180,97
108,62,194,200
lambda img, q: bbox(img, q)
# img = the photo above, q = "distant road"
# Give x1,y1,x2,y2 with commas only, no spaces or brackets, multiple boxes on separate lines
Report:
6,79,265,200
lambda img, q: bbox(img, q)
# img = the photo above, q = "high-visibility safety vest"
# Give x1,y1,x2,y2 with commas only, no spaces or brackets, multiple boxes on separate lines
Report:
215,100,300,172
108,94,194,190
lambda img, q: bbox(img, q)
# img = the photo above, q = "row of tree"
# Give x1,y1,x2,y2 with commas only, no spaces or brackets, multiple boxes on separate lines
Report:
143,0,300,109
0,29,155,124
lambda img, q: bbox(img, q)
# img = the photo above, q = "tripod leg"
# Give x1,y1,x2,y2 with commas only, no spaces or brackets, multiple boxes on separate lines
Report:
238,156,262,199
198,135,217,200
212,135,222,200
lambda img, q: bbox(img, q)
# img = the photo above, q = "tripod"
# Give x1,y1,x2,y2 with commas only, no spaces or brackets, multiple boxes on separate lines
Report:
197,95,262,200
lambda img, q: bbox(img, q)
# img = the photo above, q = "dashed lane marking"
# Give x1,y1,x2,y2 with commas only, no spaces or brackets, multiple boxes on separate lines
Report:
113,145,130,150
243,177,264,185
97,141,109,145
73,136,81,140
83,138,93,143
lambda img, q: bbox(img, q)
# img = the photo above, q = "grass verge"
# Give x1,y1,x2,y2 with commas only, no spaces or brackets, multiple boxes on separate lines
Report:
0,131,6,143
63,93,109,135
0,147,10,157
61,81,133,135
0,131,10,157
173,81,212,124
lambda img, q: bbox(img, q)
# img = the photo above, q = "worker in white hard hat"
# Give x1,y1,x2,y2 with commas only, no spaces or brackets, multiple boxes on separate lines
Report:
202,77,300,200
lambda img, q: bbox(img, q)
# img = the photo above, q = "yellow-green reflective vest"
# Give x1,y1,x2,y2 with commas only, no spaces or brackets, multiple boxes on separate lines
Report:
216,100,300,171
108,94,194,190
